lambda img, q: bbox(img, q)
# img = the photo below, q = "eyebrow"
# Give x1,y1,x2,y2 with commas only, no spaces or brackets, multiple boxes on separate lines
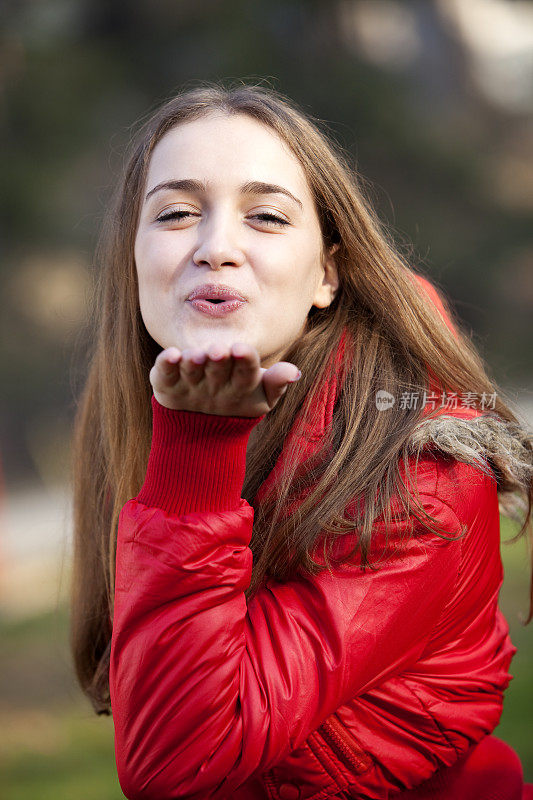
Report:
144,178,303,210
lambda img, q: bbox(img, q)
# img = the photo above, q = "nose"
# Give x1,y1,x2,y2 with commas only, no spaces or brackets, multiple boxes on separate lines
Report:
192,212,246,269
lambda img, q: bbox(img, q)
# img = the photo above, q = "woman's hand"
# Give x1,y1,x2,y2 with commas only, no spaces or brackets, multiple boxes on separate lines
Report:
150,343,301,418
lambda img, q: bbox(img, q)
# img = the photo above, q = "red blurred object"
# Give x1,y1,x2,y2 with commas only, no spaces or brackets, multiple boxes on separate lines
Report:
394,735,532,800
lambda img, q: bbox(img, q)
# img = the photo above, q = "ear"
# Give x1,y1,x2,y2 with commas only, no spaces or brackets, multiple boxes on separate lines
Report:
312,243,340,309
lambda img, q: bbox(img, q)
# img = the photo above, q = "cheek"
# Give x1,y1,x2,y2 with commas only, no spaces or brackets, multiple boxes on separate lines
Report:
266,238,322,298
134,241,174,330
135,233,177,290
259,235,318,279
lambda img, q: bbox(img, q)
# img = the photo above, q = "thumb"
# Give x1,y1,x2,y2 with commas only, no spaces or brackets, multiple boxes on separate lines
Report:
261,363,302,409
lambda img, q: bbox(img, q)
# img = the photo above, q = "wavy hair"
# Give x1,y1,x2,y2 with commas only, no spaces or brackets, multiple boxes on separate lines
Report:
70,80,533,715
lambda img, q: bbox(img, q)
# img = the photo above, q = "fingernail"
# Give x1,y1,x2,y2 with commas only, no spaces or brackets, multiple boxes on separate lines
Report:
289,370,302,382
166,349,181,364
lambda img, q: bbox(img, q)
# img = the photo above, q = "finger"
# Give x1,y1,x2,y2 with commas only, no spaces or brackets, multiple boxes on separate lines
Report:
180,348,208,386
229,343,261,392
261,362,301,408
159,347,182,372
150,348,182,388
203,345,233,393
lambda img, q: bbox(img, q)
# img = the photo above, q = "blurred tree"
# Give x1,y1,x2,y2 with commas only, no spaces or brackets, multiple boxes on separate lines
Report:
1,0,531,483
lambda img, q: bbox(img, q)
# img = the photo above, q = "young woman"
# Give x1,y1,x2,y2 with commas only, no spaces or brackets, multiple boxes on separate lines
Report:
70,82,533,799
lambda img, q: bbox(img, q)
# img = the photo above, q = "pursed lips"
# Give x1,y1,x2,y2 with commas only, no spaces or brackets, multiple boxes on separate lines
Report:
187,283,248,303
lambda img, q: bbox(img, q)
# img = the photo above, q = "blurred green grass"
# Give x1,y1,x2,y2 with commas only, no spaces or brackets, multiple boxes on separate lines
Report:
493,517,533,776
2,709,121,800
1,516,531,799
0,603,124,799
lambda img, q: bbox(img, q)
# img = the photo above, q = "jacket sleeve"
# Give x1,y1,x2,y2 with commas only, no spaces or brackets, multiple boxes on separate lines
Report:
110,397,466,800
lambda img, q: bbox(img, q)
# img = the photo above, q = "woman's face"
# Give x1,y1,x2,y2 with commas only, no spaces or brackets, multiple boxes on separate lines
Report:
134,112,339,368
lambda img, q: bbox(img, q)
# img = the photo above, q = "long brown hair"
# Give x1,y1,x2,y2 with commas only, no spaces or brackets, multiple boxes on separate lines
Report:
70,79,533,715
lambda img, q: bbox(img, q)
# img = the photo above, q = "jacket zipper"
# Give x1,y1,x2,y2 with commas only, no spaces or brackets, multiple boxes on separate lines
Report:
319,715,372,774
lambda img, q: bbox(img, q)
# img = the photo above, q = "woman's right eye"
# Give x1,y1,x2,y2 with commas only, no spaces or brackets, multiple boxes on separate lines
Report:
155,209,198,223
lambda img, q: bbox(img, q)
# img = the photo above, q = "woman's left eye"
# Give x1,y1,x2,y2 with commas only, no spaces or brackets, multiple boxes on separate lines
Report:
250,212,289,227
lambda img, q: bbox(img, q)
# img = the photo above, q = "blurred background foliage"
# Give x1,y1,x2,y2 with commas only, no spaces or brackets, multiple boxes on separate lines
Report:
1,0,533,485
0,0,532,796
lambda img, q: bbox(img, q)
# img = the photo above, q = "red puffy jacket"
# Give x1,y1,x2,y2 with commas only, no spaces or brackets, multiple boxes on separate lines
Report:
110,277,518,799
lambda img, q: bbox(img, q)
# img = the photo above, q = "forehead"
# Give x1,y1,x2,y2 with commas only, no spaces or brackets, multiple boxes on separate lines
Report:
145,112,312,199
